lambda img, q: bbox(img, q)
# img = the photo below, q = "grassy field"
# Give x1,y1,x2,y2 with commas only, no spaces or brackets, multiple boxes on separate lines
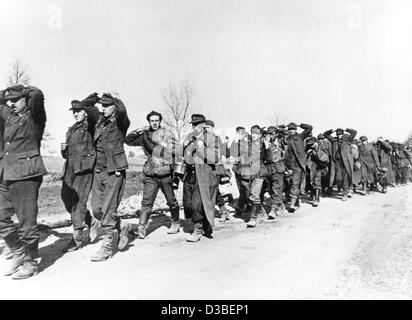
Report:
39,156,146,227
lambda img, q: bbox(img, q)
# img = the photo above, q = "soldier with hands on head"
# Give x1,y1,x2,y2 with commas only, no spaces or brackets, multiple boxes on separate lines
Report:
323,127,357,201
0,85,46,279
284,122,313,212
60,93,101,252
89,92,132,261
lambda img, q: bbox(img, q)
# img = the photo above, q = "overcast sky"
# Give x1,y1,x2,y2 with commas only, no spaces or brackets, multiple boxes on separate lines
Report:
1,0,411,151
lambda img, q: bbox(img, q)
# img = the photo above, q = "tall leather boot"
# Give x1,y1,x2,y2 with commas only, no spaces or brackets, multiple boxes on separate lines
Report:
313,189,320,207
63,229,83,252
186,222,203,242
247,203,259,228
135,210,150,239
11,257,40,280
90,230,116,262
118,220,132,250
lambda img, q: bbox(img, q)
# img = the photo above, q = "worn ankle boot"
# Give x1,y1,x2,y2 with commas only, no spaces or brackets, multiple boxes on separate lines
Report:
11,257,39,280
118,221,132,250
258,206,268,222
63,229,83,252
167,220,180,234
90,231,116,262
219,205,230,222
268,204,277,220
186,223,203,242
3,245,25,277
135,224,147,239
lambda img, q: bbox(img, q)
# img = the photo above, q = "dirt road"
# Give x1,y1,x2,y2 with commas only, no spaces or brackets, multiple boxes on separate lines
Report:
1,185,412,300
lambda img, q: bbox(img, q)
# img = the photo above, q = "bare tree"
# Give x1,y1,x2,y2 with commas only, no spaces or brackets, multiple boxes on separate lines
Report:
161,81,193,142
269,108,288,126
7,59,31,86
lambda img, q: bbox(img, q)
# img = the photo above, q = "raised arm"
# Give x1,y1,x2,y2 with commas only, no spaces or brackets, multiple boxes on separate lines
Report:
113,97,130,135
81,92,100,126
299,123,313,140
346,128,357,142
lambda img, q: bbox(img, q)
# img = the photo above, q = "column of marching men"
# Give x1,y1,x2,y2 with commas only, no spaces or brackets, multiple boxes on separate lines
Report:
0,85,411,279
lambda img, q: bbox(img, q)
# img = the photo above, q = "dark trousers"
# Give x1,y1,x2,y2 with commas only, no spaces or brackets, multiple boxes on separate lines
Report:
91,170,125,232
400,167,409,184
240,179,252,206
235,173,247,208
216,189,225,208
334,159,349,193
61,167,93,231
0,177,42,259
141,174,179,222
289,166,304,199
183,181,204,224
268,172,284,209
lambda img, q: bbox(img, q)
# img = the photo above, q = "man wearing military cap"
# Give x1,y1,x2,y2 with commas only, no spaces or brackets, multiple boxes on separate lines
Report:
89,92,132,261
374,137,395,193
317,133,333,194
324,127,357,201
125,110,180,238
60,93,101,252
358,136,381,195
227,126,250,215
0,84,46,279
284,122,313,212
305,136,329,206
182,114,220,241
263,125,287,218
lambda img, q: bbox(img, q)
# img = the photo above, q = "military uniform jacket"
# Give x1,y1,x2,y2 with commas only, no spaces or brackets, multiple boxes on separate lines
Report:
285,123,313,171
93,98,130,173
126,126,175,177
265,137,286,174
374,141,395,183
183,131,220,227
0,87,47,181
230,136,268,179
324,128,357,186
62,106,99,175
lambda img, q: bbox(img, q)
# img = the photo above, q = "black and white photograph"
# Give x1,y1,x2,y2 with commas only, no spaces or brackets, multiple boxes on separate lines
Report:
0,0,412,301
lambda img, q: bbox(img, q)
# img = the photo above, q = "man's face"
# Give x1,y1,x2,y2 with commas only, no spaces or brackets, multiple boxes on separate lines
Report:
251,131,261,141
361,139,367,145
149,115,161,130
288,129,297,136
8,97,27,114
236,129,246,139
205,124,214,134
192,123,205,135
102,104,116,118
73,109,87,123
